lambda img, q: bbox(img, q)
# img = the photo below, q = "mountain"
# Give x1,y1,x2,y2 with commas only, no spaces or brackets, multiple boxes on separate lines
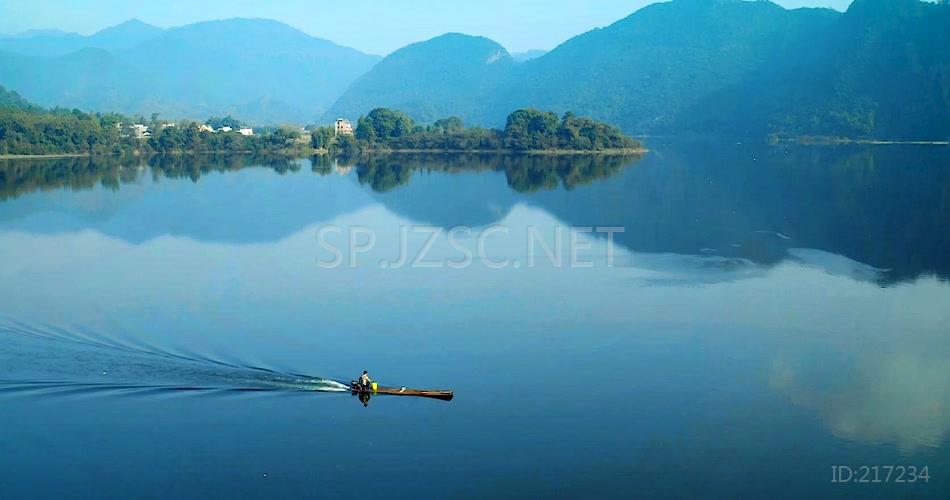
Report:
0,18,380,124
325,33,513,124
323,0,948,140
2,0,948,137
0,84,37,110
505,0,840,133
323,0,840,130
0,20,161,56
87,19,164,52
0,31,87,57
759,0,950,139
0,48,178,116
117,18,381,123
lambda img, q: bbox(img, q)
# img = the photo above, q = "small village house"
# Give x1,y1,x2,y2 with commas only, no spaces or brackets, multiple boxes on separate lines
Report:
131,124,150,139
335,118,354,136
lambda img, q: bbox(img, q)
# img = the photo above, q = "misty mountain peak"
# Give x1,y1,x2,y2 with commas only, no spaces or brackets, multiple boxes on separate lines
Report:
325,32,514,123
397,33,512,64
94,18,162,35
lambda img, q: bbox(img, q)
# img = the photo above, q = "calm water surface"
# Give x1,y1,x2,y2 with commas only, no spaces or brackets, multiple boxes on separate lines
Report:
0,142,948,498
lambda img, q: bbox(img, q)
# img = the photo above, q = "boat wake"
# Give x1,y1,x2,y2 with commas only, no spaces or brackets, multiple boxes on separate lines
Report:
0,320,350,399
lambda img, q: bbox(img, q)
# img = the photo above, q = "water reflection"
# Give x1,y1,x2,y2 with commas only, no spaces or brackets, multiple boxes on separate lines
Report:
2,144,948,286
767,276,950,453
0,154,301,201
352,144,950,284
3,144,950,285
339,153,639,193
1,152,643,199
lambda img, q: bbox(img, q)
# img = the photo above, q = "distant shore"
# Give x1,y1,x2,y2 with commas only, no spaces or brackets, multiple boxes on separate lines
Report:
1,148,647,160
771,136,949,146
0,153,91,159
336,147,648,156
0,149,305,160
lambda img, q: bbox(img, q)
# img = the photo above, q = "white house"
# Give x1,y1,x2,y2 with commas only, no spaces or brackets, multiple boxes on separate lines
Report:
335,118,354,136
219,126,233,133
198,124,214,133
131,124,150,139
238,128,254,136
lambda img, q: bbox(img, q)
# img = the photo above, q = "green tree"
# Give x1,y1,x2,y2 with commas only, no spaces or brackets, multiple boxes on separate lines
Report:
336,134,360,157
355,108,415,145
433,116,464,133
504,109,559,150
205,115,243,129
311,126,335,149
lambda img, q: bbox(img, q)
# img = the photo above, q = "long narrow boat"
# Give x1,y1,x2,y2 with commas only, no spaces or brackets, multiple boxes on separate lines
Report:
351,382,453,401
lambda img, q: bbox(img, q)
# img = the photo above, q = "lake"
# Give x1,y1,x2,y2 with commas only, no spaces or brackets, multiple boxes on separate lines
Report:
1,141,948,498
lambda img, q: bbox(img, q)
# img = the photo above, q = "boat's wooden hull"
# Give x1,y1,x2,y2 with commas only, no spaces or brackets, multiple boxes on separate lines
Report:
351,383,453,401
375,386,454,401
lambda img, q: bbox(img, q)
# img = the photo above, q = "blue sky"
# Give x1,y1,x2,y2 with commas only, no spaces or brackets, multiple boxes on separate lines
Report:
0,0,854,55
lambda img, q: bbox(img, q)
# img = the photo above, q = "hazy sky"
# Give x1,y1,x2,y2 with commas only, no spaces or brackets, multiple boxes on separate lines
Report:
0,0,854,55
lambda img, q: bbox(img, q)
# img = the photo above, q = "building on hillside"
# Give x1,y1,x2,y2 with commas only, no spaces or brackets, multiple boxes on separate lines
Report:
198,124,214,133
218,126,233,133
238,128,254,136
335,118,354,136
131,124,150,139
160,122,176,129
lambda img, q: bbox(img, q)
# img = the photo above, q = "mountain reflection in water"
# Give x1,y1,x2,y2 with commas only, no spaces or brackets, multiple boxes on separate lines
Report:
2,142,946,284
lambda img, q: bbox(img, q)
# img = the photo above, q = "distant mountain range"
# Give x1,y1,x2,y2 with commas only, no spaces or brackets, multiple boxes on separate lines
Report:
0,18,380,124
327,0,949,140
1,0,948,139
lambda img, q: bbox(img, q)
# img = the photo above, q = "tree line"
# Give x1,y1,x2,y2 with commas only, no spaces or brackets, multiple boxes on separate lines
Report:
1,84,639,157
312,108,641,154
147,122,301,154
0,86,305,156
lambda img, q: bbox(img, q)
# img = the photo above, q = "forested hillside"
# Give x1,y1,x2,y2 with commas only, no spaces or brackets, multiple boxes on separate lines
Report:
325,34,514,124
762,0,950,139
503,0,840,134
326,0,950,140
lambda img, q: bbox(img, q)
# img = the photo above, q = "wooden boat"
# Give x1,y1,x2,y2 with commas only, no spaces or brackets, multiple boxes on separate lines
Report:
351,382,453,401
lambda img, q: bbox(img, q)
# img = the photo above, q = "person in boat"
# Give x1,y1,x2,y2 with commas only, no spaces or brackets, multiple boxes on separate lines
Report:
357,371,372,391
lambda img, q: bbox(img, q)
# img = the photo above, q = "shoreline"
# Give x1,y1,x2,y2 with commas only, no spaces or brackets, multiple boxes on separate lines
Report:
333,147,648,156
0,149,304,160
1,148,647,160
0,153,91,159
771,137,949,146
